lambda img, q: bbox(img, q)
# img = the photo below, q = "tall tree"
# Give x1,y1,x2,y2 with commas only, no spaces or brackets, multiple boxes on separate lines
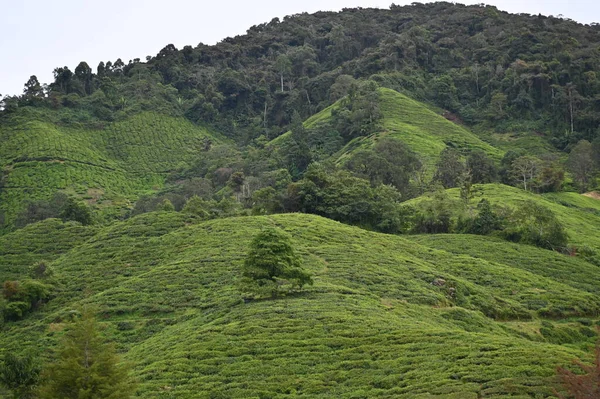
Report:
567,140,596,192
240,227,312,298
510,155,541,191
275,55,292,93
39,309,135,399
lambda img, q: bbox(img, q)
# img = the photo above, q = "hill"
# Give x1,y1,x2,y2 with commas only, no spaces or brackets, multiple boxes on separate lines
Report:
1,212,599,397
406,183,600,249
2,3,600,398
270,88,502,170
0,112,223,230
337,88,502,168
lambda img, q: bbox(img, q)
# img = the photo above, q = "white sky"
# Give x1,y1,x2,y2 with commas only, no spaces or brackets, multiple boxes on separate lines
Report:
1,1,599,97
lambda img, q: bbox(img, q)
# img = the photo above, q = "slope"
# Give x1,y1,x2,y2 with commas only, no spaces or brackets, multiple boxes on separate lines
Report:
1,212,598,398
335,88,503,168
0,111,223,230
407,183,600,249
269,88,503,170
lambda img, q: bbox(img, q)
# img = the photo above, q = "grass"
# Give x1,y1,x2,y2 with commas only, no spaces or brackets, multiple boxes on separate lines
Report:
1,212,598,398
0,111,223,231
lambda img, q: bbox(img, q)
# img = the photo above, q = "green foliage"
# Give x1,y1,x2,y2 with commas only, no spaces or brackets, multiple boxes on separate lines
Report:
0,352,41,399
39,309,135,399
331,80,382,141
568,139,597,192
457,199,504,235
240,227,312,298
181,195,211,219
434,148,465,188
344,137,422,197
466,151,498,184
0,112,222,231
1,279,53,321
0,212,599,396
410,189,455,234
504,200,569,251
292,163,409,233
155,198,175,212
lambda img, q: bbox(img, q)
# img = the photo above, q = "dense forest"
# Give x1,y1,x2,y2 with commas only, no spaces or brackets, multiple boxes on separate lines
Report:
4,2,600,145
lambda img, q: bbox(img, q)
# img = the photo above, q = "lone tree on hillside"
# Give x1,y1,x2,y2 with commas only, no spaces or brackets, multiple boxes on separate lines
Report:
38,308,135,399
240,227,313,299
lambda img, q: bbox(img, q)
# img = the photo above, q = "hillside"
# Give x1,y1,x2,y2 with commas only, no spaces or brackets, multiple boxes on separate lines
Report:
270,87,502,170
1,212,599,397
406,183,600,249
0,112,222,230
337,88,503,168
2,3,600,398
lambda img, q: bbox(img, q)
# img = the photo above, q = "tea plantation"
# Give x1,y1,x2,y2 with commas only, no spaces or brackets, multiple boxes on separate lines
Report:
1,211,598,398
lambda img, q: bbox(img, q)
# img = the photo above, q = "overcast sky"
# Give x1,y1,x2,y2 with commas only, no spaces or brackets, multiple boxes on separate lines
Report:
1,1,599,97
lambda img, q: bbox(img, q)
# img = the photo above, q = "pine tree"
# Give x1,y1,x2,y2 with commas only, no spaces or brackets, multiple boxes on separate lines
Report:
39,309,135,399
0,352,41,399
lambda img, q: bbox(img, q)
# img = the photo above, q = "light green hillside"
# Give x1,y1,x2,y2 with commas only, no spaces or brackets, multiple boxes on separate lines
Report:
335,88,503,167
409,184,600,249
0,112,224,229
268,88,503,170
1,212,597,398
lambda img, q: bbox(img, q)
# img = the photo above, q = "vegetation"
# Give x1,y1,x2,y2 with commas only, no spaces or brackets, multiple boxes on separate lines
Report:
555,330,600,398
240,227,312,298
2,3,600,398
38,308,135,399
0,352,41,399
0,211,598,397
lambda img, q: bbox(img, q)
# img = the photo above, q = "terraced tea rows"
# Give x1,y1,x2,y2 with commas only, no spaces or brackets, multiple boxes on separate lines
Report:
0,113,223,229
0,212,597,398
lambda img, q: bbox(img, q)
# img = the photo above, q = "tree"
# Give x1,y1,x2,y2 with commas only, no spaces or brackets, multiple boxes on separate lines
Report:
505,200,568,251
23,75,44,99
434,148,465,188
240,227,312,298
59,197,94,225
567,140,596,192
510,155,542,191
275,54,291,92
74,62,93,95
182,195,211,219
466,151,497,184
39,309,135,399
0,352,41,399
345,138,422,196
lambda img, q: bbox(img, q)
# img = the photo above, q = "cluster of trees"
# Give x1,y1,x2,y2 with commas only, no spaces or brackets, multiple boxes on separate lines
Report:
409,193,569,251
0,309,135,398
1,262,54,322
15,193,94,229
3,3,600,148
433,139,600,194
